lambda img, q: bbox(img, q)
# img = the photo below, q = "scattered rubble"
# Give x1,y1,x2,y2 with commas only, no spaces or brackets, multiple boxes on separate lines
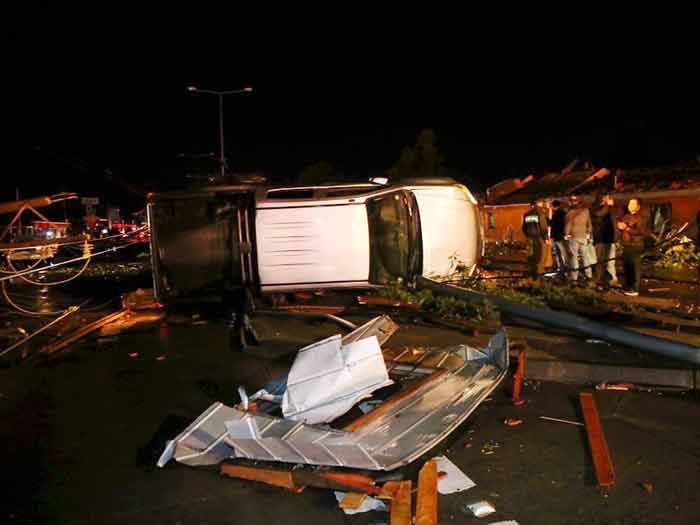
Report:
157,320,509,471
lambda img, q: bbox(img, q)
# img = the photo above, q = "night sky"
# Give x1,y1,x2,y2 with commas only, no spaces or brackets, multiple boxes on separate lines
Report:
8,9,698,210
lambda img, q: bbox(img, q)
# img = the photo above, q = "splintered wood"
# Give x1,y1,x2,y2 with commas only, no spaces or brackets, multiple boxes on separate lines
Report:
579,392,616,487
220,464,302,492
416,459,438,525
390,481,413,525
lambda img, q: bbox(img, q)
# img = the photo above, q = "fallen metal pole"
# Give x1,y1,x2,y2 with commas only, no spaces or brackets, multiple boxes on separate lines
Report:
39,309,128,356
0,306,79,358
416,277,700,366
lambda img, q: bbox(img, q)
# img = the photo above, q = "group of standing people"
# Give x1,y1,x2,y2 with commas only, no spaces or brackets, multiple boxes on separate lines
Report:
522,194,650,296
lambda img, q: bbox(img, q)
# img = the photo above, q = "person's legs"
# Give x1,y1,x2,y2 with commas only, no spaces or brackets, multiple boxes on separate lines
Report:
553,241,564,273
567,240,579,281
581,241,596,280
526,238,537,278
594,243,605,283
606,243,618,283
630,248,642,292
535,239,547,276
555,240,568,278
622,246,636,292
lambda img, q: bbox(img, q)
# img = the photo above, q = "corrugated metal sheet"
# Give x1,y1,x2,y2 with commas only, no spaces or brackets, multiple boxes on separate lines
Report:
158,330,509,471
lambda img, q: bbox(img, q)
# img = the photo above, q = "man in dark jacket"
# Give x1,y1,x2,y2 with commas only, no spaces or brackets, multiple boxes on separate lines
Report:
617,197,649,296
549,200,567,276
591,193,619,286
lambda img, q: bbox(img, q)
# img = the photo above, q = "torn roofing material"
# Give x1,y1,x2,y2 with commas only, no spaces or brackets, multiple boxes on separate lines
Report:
158,330,509,471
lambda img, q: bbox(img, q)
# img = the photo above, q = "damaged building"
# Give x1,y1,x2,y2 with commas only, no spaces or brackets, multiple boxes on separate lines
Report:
482,160,700,245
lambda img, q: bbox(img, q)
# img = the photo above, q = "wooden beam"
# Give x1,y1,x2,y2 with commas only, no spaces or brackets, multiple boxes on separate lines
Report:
579,392,616,487
416,460,438,525
220,464,302,492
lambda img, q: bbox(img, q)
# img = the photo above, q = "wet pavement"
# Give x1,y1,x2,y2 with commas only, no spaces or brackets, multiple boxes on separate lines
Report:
1,306,699,524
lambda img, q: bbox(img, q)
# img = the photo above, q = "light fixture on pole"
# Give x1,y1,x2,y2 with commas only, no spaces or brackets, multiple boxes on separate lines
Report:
187,85,253,178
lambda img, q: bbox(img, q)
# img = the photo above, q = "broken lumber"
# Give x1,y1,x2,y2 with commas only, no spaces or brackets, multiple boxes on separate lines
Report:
220,464,302,492
39,309,129,356
313,472,381,495
416,460,438,525
580,392,616,487
219,464,383,495
390,481,413,525
338,492,368,510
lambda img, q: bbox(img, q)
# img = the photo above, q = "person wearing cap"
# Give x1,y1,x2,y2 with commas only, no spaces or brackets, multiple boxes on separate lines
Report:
564,195,596,284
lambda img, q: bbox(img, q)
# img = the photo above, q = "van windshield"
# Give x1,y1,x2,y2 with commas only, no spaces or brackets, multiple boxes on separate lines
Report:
366,191,422,284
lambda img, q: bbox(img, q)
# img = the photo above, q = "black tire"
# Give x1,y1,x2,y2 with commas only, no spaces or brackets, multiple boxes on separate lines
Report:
396,177,457,186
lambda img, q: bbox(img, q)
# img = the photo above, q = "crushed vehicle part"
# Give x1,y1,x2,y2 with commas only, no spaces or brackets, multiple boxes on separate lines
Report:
157,330,508,470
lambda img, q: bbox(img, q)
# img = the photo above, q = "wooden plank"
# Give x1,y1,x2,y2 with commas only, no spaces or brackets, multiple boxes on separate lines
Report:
416,460,438,525
390,480,412,525
343,369,448,432
579,392,616,487
220,464,302,492
338,492,368,510
316,472,380,495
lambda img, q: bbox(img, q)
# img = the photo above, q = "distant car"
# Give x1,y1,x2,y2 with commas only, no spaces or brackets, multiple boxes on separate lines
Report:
148,178,483,301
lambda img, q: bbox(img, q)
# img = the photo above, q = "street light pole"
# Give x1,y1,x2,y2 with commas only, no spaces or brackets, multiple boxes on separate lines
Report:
218,93,225,178
187,85,253,178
